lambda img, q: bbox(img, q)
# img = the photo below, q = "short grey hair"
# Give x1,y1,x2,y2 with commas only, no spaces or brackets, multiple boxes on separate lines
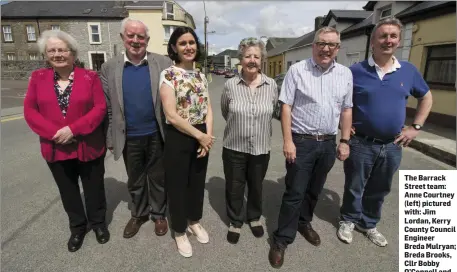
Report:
370,17,403,41
313,26,341,43
237,37,267,61
37,30,79,58
120,17,150,37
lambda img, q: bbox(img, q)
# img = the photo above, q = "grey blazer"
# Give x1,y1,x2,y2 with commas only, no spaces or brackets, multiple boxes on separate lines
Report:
100,52,173,161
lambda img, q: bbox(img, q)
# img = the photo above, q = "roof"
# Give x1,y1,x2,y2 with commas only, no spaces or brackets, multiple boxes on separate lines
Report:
216,49,238,58
289,30,316,50
1,1,127,18
267,35,303,57
396,1,455,20
340,13,374,35
363,1,377,11
322,9,372,25
268,37,297,48
124,1,163,8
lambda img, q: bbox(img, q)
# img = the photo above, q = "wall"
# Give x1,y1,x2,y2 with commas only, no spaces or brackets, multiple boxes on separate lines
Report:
65,20,123,69
407,13,456,120
267,54,284,78
339,34,369,66
127,9,165,54
285,45,312,68
1,60,47,80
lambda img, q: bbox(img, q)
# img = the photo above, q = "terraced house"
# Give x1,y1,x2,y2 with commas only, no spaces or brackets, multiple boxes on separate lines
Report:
1,0,195,79
264,1,456,129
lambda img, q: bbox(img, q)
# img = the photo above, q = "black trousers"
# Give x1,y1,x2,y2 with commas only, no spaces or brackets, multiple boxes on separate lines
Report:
47,154,107,234
222,148,270,228
123,132,166,220
164,124,209,233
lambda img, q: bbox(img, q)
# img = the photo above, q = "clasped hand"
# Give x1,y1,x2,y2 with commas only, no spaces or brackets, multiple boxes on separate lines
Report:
52,126,74,144
197,133,215,158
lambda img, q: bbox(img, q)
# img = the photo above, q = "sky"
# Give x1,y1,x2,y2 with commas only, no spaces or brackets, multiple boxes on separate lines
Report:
177,1,368,55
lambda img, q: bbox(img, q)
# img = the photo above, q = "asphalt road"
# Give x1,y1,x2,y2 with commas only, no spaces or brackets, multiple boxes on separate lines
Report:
1,75,454,272
1,80,29,109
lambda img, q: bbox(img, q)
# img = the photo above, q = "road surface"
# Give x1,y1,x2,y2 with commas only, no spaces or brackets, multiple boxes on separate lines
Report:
1,75,454,272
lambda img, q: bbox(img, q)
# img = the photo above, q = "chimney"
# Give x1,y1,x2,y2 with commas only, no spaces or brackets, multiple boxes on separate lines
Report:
315,16,325,30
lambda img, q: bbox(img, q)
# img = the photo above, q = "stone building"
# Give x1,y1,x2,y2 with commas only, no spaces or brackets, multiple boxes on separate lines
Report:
1,0,195,79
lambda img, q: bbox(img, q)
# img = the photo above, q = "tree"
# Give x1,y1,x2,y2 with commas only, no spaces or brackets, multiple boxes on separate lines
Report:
197,42,207,67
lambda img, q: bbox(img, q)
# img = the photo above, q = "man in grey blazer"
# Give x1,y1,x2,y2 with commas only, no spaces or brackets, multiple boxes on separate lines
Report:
100,18,172,238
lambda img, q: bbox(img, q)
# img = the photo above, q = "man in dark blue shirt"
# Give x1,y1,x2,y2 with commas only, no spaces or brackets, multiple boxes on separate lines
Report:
101,18,173,239
337,18,433,247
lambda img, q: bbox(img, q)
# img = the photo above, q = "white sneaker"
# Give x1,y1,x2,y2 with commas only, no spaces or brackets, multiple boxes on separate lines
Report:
187,223,209,244
337,221,355,244
356,225,388,247
175,233,192,257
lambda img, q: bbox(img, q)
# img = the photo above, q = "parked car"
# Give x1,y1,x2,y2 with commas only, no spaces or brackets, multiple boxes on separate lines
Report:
273,73,286,120
224,71,235,78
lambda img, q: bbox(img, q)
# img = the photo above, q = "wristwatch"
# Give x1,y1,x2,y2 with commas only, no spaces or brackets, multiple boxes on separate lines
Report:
340,139,350,144
411,124,422,130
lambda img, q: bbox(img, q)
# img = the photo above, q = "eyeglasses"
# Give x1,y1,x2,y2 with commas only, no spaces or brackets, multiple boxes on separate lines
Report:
315,42,340,50
46,48,71,55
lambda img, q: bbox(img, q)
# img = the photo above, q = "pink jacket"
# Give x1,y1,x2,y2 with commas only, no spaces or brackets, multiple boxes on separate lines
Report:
24,67,107,162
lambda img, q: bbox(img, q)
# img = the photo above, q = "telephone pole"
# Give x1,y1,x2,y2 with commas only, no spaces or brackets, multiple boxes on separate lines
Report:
203,0,208,76
204,16,208,76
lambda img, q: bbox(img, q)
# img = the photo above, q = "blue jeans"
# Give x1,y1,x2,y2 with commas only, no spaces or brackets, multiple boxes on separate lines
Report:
340,135,402,229
273,135,336,247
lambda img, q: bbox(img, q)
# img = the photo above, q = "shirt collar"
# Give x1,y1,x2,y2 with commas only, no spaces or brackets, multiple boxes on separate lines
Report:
310,57,336,72
124,52,148,66
237,71,269,86
368,54,401,70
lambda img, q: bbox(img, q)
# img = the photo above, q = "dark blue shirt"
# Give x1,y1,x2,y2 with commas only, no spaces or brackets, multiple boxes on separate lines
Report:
122,63,158,137
350,59,429,139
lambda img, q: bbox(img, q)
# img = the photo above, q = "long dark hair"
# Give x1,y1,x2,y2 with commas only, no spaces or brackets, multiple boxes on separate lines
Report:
167,26,202,64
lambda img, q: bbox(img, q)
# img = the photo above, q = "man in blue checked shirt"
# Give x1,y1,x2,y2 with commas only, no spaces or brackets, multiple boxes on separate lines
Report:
337,18,433,248
268,26,353,269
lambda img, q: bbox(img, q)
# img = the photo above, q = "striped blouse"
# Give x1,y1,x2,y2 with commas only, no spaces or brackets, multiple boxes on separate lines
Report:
221,73,278,155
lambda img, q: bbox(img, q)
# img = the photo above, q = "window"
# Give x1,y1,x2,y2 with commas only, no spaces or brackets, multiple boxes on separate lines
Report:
424,44,456,89
6,53,15,60
2,25,13,42
51,25,60,30
29,53,39,60
273,62,276,76
26,25,36,41
87,23,102,44
287,61,292,70
346,53,360,66
269,64,272,76
166,2,174,20
380,7,392,19
279,61,282,74
163,25,176,41
296,60,300,63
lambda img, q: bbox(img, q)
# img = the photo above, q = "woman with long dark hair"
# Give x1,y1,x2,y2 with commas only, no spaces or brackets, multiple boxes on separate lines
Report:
159,26,214,258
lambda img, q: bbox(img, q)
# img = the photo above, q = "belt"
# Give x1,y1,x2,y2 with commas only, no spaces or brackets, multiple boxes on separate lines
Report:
354,132,398,144
292,133,336,141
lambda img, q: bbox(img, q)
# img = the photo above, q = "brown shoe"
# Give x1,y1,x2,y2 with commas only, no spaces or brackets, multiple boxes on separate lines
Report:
123,216,148,238
154,218,168,236
268,243,285,269
298,222,321,246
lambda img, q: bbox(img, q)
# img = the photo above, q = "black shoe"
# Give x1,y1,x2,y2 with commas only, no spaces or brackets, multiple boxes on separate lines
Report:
94,227,110,244
227,230,240,244
249,224,264,238
68,232,86,252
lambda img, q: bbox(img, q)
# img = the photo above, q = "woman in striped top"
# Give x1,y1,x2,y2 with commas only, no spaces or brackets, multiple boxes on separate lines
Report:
221,37,278,244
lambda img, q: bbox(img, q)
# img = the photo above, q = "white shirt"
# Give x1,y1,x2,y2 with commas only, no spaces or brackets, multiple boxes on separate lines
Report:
368,55,402,80
124,53,148,66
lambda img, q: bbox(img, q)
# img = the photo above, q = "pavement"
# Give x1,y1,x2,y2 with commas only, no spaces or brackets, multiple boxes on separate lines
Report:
1,75,455,272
